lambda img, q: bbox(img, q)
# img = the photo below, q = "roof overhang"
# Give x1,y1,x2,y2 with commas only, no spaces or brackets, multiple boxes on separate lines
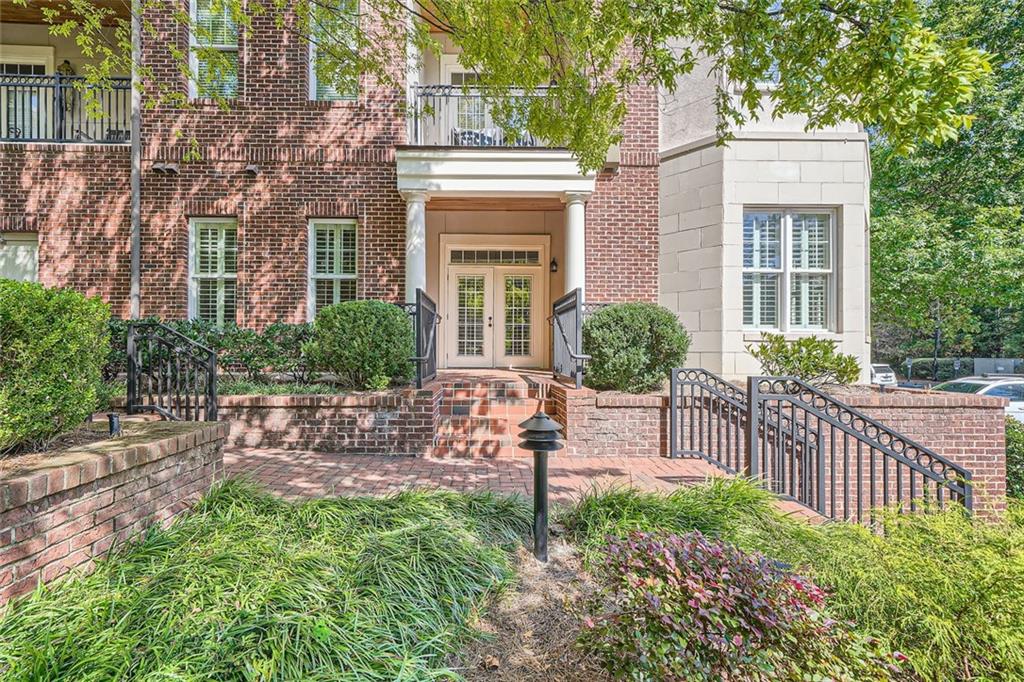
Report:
395,147,596,199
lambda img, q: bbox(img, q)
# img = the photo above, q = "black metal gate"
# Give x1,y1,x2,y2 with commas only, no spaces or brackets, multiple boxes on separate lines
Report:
410,288,439,389
551,288,590,389
126,322,218,421
669,368,974,520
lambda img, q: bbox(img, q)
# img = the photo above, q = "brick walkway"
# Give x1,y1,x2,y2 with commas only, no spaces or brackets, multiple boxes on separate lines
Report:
224,447,726,501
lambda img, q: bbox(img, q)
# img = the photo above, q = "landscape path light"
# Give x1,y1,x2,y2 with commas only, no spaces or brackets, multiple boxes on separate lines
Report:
518,411,564,562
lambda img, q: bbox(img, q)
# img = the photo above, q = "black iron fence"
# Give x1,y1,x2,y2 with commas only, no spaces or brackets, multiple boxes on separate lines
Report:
1,74,131,144
669,369,974,521
409,288,439,389
126,322,218,421
550,288,590,389
408,85,548,147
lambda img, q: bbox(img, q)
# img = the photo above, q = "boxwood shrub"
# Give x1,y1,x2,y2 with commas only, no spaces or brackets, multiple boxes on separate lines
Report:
0,281,110,453
307,300,414,390
582,302,690,393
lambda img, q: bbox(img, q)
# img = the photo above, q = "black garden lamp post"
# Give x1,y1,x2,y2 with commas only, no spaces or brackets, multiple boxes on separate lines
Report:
518,411,564,562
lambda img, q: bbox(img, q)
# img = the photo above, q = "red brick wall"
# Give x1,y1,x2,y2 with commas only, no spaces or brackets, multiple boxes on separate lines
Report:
0,8,659,325
550,385,669,457
586,84,660,304
219,388,440,455
0,144,132,317
0,421,226,603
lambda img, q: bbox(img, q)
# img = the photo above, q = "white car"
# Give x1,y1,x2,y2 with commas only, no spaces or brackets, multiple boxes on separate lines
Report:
932,376,1024,422
870,364,898,387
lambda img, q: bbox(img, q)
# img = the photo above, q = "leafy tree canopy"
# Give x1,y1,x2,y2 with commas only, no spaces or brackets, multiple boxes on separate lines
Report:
16,0,991,172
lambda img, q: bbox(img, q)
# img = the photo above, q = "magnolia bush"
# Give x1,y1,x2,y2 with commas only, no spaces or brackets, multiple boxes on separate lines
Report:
747,333,861,386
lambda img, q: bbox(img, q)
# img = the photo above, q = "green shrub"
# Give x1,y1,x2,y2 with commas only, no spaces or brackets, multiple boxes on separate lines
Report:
565,485,1024,682
0,281,110,453
1009,419,1024,498
263,322,315,383
307,300,414,390
218,324,275,381
581,531,902,681
747,332,861,386
0,481,531,680
582,302,690,393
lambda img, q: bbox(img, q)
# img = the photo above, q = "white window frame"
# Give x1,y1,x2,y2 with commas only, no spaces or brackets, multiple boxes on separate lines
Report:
307,218,358,320
308,0,359,101
188,217,238,326
189,0,239,99
742,207,836,333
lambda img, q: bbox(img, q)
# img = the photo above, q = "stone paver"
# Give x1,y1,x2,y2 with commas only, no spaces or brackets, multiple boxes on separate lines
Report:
224,447,724,501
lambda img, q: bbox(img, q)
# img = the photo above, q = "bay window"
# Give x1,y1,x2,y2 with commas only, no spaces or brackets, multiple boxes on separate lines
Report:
308,219,357,318
742,209,834,331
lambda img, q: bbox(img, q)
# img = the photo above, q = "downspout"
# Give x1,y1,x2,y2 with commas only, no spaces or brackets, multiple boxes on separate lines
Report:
129,0,142,319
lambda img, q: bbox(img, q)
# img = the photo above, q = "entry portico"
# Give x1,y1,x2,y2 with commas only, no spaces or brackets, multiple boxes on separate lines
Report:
396,147,596,370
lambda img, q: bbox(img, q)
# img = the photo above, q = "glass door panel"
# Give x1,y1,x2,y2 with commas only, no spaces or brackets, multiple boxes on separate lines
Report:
446,268,493,367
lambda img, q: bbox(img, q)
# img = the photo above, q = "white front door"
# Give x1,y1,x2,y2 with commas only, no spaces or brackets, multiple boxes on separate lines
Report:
445,264,545,369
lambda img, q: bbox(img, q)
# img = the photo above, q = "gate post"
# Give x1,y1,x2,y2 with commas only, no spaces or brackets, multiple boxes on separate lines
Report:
744,376,760,478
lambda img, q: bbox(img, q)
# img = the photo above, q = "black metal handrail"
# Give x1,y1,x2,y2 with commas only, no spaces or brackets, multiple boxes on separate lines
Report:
669,368,974,522
1,74,131,144
126,322,218,421
408,84,549,147
748,376,973,520
550,288,591,389
409,289,439,389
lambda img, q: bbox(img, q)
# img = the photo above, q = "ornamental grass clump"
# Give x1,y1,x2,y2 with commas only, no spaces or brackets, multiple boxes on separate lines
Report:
0,481,532,681
580,530,902,681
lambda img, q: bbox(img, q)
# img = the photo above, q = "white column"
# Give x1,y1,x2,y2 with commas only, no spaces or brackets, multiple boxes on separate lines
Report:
563,191,590,296
402,190,428,303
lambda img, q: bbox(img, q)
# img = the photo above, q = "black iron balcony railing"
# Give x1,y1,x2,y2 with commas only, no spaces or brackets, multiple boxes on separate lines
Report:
408,84,548,148
1,74,131,144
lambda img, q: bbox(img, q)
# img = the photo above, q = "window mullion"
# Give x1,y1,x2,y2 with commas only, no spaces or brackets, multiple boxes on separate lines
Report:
781,212,791,333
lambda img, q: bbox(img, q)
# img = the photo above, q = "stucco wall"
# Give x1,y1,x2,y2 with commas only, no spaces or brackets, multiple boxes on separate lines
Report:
659,134,871,380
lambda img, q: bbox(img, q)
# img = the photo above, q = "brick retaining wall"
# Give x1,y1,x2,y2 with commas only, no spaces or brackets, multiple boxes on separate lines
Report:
0,421,227,603
219,387,440,456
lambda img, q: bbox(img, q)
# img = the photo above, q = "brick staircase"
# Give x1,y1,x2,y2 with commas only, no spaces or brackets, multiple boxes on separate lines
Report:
432,377,551,458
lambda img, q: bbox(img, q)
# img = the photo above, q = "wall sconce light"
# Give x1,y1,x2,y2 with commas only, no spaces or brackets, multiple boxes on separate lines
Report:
550,257,558,273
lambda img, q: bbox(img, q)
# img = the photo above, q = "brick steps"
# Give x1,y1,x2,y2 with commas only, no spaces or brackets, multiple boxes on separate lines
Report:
432,379,550,458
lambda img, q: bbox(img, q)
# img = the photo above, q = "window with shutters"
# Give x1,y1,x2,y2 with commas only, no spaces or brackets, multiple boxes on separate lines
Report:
190,0,239,98
308,219,357,318
742,209,834,331
308,0,359,101
189,219,238,326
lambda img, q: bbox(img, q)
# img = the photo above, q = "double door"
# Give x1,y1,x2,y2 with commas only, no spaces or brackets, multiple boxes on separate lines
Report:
446,266,544,368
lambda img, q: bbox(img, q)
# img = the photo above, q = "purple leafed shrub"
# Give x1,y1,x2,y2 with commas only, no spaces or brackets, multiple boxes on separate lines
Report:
580,531,904,681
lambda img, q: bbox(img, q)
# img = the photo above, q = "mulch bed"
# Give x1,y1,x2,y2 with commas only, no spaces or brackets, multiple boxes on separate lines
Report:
453,538,609,681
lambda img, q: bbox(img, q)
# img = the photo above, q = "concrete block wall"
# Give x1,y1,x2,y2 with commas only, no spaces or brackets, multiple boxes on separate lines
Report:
660,132,871,380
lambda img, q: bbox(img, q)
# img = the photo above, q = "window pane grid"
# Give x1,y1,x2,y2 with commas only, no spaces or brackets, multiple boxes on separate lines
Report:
504,276,532,357
192,0,238,97
457,275,486,356
192,220,237,327
742,210,833,331
310,221,357,316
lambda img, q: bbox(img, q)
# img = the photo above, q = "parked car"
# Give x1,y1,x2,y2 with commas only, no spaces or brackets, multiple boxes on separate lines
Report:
932,376,1024,422
870,364,898,387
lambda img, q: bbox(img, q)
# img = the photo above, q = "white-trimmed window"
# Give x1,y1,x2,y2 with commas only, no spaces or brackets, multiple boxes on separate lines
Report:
308,219,357,318
742,208,834,331
189,218,238,326
190,0,239,98
308,0,359,101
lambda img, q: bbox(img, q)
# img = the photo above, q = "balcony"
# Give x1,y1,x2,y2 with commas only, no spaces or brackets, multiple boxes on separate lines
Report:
408,85,549,148
1,74,131,144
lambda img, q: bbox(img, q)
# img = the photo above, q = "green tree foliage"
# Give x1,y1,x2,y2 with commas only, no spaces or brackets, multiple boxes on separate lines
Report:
870,0,1024,365
1008,418,1024,498
747,332,861,385
20,0,989,172
0,281,110,453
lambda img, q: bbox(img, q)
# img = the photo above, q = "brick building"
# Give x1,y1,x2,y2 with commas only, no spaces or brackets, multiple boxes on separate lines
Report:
1,5,866,378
